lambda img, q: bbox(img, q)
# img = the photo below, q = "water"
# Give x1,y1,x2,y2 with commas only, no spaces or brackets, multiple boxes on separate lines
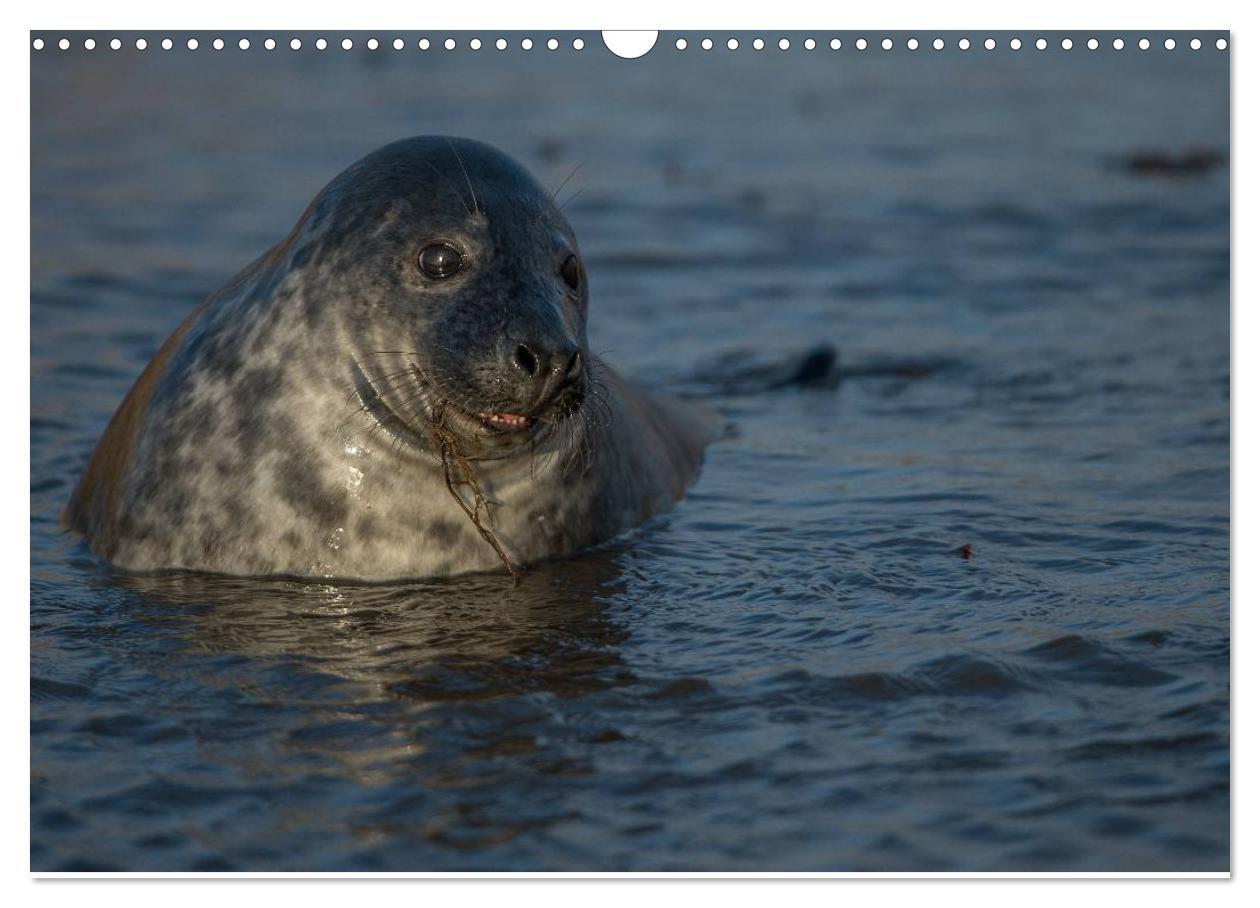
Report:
30,33,1229,871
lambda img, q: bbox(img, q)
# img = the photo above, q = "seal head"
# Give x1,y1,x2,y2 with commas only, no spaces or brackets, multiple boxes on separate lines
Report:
312,138,591,459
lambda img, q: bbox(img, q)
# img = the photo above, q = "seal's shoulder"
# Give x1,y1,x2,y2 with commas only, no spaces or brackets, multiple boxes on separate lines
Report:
62,297,208,547
602,365,720,501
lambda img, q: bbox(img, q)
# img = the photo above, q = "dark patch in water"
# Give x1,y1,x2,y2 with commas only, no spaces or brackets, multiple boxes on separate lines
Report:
1122,149,1227,177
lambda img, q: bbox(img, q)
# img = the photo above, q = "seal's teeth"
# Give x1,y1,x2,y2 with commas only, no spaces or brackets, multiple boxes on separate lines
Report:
478,411,531,429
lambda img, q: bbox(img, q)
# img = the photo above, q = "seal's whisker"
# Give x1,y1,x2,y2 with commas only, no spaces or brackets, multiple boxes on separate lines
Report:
417,158,475,218
559,420,580,474
556,399,590,476
579,407,599,475
446,139,480,216
584,362,615,432
371,372,427,399
549,161,585,205
558,185,586,212
368,365,423,384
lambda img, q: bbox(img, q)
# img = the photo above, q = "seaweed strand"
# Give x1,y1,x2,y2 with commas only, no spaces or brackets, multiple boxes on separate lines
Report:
430,420,524,584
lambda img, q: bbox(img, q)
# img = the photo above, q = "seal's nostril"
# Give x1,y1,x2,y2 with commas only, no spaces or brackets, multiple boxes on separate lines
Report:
514,344,539,376
565,350,583,379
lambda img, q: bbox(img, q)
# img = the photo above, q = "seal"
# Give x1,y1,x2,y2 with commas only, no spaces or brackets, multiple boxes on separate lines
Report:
64,136,719,581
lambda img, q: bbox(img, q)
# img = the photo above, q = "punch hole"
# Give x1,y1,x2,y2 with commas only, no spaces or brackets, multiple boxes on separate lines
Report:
315,38,327,51
495,38,507,50
136,38,147,50
727,38,739,50
1139,38,1150,50
856,38,867,50
548,38,559,50
984,38,996,50
804,38,816,50
342,38,354,50
676,38,687,50
367,38,379,50
573,38,584,50
58,38,69,50
187,38,199,50
1036,38,1047,50
958,38,970,50
753,38,765,50
1010,38,1021,50
881,38,893,50
1087,38,1099,50
1190,38,1201,50
932,38,944,50
470,38,481,50
162,38,173,50
32,37,44,50
264,38,276,50
521,38,533,50
1061,38,1073,50
1113,38,1124,50
110,38,121,50
213,38,224,50
601,31,657,58
445,38,457,50
84,38,96,50
829,38,841,50
1165,38,1175,50
1216,38,1227,50
907,38,919,50
419,38,430,50
779,38,790,50
239,38,250,50
392,38,404,50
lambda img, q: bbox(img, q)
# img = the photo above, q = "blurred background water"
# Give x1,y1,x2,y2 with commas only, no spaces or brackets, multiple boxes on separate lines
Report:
30,32,1229,871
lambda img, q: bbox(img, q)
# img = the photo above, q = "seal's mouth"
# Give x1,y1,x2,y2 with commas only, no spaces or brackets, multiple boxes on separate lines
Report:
433,398,543,447
437,375,588,446
352,358,586,458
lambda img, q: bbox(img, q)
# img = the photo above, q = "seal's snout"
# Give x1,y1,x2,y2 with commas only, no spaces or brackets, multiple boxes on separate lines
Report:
509,339,585,413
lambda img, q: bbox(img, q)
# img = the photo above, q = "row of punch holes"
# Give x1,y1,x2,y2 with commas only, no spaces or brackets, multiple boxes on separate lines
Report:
32,34,1229,53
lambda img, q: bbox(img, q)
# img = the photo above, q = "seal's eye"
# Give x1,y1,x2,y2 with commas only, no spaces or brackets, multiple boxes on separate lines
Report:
418,243,466,280
560,254,583,292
